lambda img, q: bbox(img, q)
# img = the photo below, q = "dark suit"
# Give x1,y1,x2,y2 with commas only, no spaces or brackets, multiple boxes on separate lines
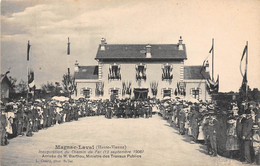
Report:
242,116,253,163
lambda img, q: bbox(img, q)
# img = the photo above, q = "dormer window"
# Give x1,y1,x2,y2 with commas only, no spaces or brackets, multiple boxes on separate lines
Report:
136,64,147,81
108,64,121,80
162,64,173,80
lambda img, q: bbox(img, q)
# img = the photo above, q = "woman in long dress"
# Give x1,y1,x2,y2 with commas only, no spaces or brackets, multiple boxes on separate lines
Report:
226,117,240,158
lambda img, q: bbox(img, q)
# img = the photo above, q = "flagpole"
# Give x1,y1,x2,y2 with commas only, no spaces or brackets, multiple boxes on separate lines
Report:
27,40,30,104
67,37,71,99
245,41,248,101
212,38,214,81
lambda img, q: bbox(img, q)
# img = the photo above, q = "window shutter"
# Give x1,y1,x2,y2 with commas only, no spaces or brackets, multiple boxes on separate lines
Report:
199,88,202,94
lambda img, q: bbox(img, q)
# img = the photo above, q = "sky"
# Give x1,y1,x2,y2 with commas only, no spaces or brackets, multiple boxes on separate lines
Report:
1,0,260,92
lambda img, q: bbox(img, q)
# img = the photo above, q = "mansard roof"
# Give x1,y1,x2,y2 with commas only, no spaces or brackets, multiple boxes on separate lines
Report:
184,66,211,80
74,66,98,80
95,44,187,60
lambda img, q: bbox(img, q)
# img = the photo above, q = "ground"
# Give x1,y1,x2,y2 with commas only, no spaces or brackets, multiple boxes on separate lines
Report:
1,115,246,166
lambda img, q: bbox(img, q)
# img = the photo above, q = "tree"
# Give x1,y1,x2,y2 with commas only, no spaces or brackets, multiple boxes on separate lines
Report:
41,82,55,94
8,76,17,89
40,81,63,96
15,80,27,93
62,73,76,98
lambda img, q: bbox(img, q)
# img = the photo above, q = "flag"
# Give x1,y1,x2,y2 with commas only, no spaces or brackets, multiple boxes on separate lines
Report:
240,45,248,61
239,44,248,77
28,69,35,91
67,37,70,55
209,44,213,53
239,43,248,101
177,82,180,94
27,41,31,61
239,72,247,100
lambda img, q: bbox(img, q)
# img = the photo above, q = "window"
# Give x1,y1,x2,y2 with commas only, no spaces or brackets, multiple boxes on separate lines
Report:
111,90,119,96
109,88,120,96
81,88,92,98
190,88,201,99
108,64,121,80
162,64,173,80
136,64,147,81
162,88,173,98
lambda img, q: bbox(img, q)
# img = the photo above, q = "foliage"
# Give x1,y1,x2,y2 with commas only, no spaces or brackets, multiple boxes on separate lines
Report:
8,76,17,89
15,80,27,93
62,73,76,98
39,81,63,97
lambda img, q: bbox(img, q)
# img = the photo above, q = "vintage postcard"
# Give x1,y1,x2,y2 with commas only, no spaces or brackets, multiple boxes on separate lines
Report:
1,0,260,166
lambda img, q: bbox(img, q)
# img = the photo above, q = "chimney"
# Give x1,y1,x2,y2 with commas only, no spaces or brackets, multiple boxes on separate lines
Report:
74,60,79,72
205,60,210,72
146,44,151,58
100,38,106,51
178,36,183,50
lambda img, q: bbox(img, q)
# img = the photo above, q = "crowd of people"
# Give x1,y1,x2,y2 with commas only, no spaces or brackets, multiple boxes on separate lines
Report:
1,97,260,165
105,100,153,119
0,98,154,147
158,99,260,165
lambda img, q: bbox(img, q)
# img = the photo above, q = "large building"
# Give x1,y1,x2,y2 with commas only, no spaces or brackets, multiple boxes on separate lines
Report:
1,73,12,100
74,37,211,101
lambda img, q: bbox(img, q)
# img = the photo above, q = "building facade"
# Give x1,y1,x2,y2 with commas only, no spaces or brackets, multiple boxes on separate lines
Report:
0,74,12,100
74,37,211,101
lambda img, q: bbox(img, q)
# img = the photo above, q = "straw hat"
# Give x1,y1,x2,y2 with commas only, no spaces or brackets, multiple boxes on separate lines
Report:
252,125,259,130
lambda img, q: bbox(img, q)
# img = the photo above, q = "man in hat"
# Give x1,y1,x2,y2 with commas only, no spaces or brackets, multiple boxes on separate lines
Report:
16,104,24,136
0,104,9,145
247,103,256,122
179,104,187,135
190,105,200,142
255,103,260,133
32,103,39,132
241,112,254,163
252,125,260,165
25,103,33,137
206,105,218,156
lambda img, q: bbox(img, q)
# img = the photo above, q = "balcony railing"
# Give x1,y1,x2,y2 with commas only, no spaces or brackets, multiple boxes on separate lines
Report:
108,73,121,80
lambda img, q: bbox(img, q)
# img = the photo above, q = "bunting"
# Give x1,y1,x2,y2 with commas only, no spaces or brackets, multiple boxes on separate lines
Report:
28,69,35,91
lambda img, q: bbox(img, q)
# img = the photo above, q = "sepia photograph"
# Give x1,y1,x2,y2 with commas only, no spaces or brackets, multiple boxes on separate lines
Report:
1,0,260,165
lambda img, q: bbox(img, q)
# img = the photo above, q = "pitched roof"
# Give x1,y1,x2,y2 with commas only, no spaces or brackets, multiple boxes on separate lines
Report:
95,44,187,60
74,66,98,80
184,66,210,80
1,74,12,86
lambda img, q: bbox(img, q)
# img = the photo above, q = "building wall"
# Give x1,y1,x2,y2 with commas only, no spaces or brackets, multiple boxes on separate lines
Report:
184,80,211,101
74,63,211,101
75,80,98,98
99,60,184,99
